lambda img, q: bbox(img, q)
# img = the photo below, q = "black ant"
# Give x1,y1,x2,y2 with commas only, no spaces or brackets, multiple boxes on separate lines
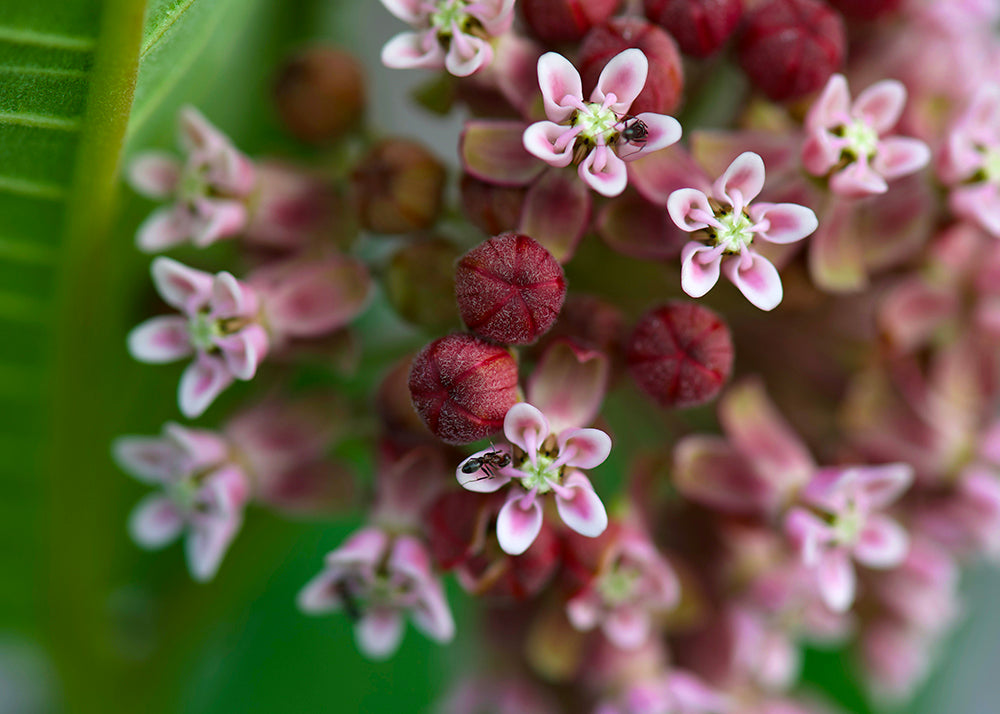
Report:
335,580,363,621
460,448,512,481
617,115,649,157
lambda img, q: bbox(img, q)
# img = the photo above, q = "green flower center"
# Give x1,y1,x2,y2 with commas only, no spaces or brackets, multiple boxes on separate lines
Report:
597,564,640,606
519,452,559,494
430,0,469,32
189,311,221,351
714,210,755,253
842,118,880,161
831,502,864,546
573,102,620,145
983,146,1000,183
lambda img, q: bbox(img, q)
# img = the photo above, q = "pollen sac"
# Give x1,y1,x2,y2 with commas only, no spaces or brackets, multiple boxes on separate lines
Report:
578,17,684,116
736,0,846,102
626,302,734,409
350,138,447,234
273,47,365,143
455,233,567,345
408,333,520,444
643,0,743,58
520,0,620,45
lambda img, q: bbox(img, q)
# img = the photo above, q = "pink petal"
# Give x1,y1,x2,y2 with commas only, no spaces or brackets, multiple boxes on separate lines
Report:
296,569,347,614
579,145,628,196
854,515,910,568
713,151,766,207
565,591,601,630
190,198,247,247
409,579,456,643
629,144,710,205
204,464,249,512
522,121,576,168
879,280,956,352
503,402,550,456
816,548,857,612
526,339,609,433
355,609,405,660
853,79,906,134
211,271,256,318
380,0,423,24
537,51,583,123
829,160,888,198
388,534,435,584
151,257,213,313
679,242,722,298
445,31,494,77
327,527,390,569
801,129,842,176
178,356,233,418
807,201,867,292
591,49,648,116
951,182,1000,237
620,112,681,159
666,671,729,712
874,137,931,180
178,106,229,155
557,428,612,470
555,471,608,537
806,74,851,132
603,606,651,649
136,206,193,253
978,421,1000,465
675,435,782,514
748,202,818,244
164,423,229,470
128,152,181,199
462,120,546,186
456,447,512,492
855,463,913,509
518,168,591,262
722,252,783,311
786,507,834,567
185,511,239,581
215,324,268,381
496,491,544,555
381,30,446,70
667,188,714,231
128,495,184,548
127,316,193,363
112,436,180,483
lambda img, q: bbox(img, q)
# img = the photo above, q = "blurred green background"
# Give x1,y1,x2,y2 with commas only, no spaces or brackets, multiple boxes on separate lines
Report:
1,0,999,712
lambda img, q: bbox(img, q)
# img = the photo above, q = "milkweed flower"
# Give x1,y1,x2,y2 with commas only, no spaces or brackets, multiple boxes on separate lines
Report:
667,152,818,311
803,74,930,198
456,402,610,555
379,0,515,77
113,423,249,581
523,49,682,197
298,527,455,659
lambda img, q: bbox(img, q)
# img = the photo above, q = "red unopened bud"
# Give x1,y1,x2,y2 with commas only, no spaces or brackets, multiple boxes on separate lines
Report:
386,237,460,332
460,174,528,237
455,233,567,345
736,0,845,102
827,0,901,20
520,0,620,45
643,0,743,57
350,138,447,234
578,17,685,115
626,302,734,409
273,47,365,143
408,333,520,444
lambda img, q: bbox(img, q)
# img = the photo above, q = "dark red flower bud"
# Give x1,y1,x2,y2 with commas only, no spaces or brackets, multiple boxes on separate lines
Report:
459,174,528,236
578,17,684,116
350,138,447,234
643,0,743,57
827,0,901,20
520,0,620,45
736,0,845,102
455,233,567,345
273,47,365,143
626,302,734,409
408,333,520,444
386,237,460,332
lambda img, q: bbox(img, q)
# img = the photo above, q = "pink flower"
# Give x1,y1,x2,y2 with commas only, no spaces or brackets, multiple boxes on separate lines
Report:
939,83,1000,237
803,74,930,198
379,0,515,77
127,258,269,418
523,49,682,197
113,423,249,581
667,152,817,310
297,527,455,659
594,670,728,714
128,106,255,252
786,464,913,612
456,402,610,555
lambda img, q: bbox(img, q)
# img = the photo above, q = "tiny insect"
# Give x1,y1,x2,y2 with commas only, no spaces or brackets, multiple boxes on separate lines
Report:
460,448,512,480
335,580,363,621
618,116,649,157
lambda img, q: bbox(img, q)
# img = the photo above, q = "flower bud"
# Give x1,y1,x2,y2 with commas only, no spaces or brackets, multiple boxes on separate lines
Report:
643,0,743,57
578,17,685,116
459,174,528,237
736,0,845,102
273,46,365,143
455,233,567,345
520,0,620,45
350,138,447,234
386,237,461,332
626,302,733,409
408,333,520,444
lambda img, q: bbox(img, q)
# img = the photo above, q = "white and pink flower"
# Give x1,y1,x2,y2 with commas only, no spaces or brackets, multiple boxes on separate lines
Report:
113,423,249,581
523,49,682,197
298,527,455,659
667,152,817,311
803,74,930,198
379,0,515,77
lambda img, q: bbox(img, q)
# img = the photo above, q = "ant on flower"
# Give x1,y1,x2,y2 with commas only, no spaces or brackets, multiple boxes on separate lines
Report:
617,115,648,158
460,446,511,481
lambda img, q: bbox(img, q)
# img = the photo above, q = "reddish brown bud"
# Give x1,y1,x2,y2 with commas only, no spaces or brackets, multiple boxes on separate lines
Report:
408,333,520,444
827,0,901,20
350,138,447,234
520,0,620,45
386,237,460,332
578,17,684,116
455,233,567,345
736,0,845,102
626,302,733,409
273,47,365,143
643,0,743,57
459,174,528,237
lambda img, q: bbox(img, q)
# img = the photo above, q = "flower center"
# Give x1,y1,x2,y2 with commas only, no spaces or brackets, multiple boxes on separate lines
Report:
573,102,620,145
519,451,559,493
713,210,755,253
189,311,221,351
983,146,1000,183
597,563,640,606
842,118,880,161
179,161,210,204
430,0,469,32
831,502,864,546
